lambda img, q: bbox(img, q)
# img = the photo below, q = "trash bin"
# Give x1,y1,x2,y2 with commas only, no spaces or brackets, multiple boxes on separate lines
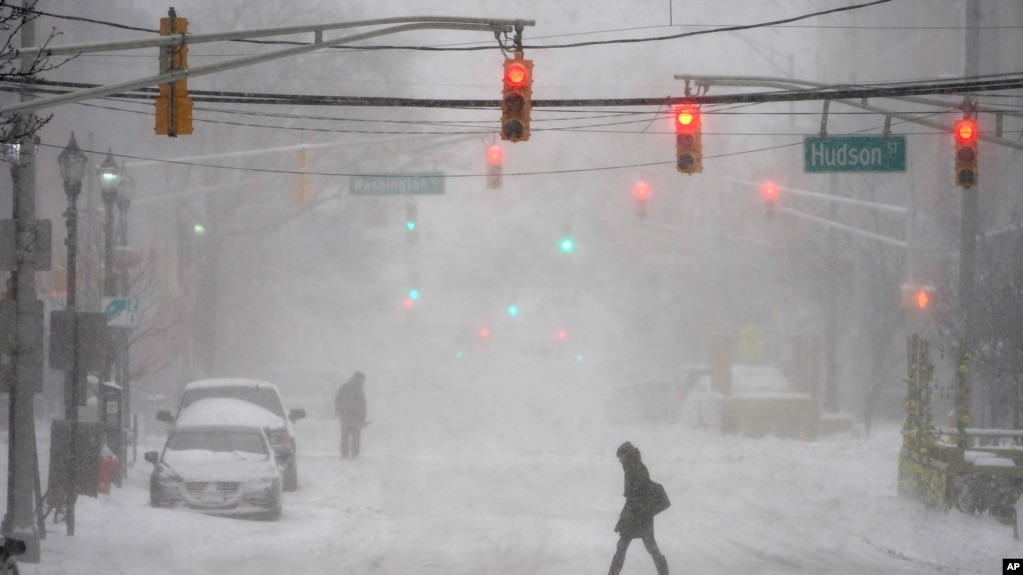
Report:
97,444,119,495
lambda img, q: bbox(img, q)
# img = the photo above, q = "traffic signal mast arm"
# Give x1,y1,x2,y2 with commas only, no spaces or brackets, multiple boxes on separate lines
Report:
0,16,537,117
722,177,909,249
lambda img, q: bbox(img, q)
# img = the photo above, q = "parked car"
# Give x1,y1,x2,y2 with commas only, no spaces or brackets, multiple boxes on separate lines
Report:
157,378,306,491
144,424,283,520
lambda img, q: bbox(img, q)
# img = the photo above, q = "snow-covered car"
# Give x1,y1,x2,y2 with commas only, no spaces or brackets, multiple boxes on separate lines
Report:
144,424,283,520
157,378,306,491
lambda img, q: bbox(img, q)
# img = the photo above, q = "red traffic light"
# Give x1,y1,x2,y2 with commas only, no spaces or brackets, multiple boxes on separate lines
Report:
479,327,490,338
674,106,700,130
633,181,651,201
487,145,503,165
556,329,567,340
761,182,779,202
915,289,930,310
954,119,977,143
504,62,529,87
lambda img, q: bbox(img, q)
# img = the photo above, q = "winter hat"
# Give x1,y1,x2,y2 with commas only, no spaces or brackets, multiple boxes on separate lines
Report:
616,441,640,459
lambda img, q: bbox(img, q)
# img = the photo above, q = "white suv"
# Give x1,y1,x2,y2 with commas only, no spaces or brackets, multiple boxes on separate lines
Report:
158,378,306,491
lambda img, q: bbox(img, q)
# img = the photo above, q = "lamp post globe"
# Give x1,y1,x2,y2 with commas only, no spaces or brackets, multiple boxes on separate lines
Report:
58,133,88,194
97,150,120,204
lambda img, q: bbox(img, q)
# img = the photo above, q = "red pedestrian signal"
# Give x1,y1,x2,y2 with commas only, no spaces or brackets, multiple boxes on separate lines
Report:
501,53,533,142
674,106,702,174
953,118,978,188
486,145,503,189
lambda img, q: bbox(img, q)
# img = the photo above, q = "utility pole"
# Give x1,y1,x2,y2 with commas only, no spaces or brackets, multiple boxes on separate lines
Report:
2,0,43,562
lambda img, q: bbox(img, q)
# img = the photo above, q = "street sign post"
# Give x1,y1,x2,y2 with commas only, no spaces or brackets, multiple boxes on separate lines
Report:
350,173,445,196
804,135,906,173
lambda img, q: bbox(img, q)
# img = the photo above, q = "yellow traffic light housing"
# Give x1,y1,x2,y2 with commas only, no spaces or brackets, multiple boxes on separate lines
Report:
674,106,702,174
953,118,978,188
156,9,193,137
500,53,533,142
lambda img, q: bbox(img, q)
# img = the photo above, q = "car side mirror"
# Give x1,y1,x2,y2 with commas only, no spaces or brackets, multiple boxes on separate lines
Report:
289,408,306,423
156,410,174,424
144,451,159,464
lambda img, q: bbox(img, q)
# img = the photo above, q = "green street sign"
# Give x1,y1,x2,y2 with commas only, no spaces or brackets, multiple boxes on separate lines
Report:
350,173,445,196
804,135,906,173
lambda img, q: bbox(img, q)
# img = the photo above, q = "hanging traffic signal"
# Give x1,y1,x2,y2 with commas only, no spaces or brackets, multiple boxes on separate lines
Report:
953,118,978,188
633,181,651,219
500,53,533,142
155,8,192,136
761,181,779,217
486,145,503,189
674,105,702,174
507,304,519,317
559,236,575,253
405,201,418,245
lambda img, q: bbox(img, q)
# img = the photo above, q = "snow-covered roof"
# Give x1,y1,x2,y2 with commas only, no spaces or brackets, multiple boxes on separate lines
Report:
175,397,285,429
184,378,280,391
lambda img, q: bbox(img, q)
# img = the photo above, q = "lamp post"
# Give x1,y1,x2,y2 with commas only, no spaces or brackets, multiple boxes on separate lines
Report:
97,151,119,382
58,133,88,536
115,164,133,470
96,151,121,484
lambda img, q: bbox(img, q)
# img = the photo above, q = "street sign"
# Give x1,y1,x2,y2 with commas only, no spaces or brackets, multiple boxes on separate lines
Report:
103,297,139,328
350,173,445,196
804,135,906,173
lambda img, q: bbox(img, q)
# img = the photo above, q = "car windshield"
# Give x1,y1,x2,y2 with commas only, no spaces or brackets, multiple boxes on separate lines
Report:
166,430,267,455
180,386,285,418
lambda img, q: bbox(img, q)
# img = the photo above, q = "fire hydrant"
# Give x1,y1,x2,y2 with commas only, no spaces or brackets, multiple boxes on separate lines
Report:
97,444,119,495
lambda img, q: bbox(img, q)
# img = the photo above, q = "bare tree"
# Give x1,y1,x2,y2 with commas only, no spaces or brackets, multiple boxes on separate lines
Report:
0,0,74,145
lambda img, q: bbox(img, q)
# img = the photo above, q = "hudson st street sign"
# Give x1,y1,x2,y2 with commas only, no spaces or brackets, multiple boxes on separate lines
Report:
804,135,906,173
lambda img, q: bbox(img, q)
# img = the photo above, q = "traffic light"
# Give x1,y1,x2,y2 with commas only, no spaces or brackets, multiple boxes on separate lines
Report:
953,118,978,188
761,181,779,217
486,145,503,189
405,201,418,245
404,288,419,309
155,8,192,136
674,105,702,174
915,288,931,310
633,181,651,219
559,236,575,254
507,304,519,317
900,283,934,310
500,52,533,142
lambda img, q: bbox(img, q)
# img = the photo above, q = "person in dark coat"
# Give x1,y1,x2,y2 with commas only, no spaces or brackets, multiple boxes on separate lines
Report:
335,371,367,459
608,441,669,575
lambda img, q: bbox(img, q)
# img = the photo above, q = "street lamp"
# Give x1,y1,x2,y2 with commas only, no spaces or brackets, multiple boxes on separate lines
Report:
114,163,134,462
96,150,119,407
58,133,88,536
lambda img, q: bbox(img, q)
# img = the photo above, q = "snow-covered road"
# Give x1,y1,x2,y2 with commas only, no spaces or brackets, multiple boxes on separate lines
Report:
12,374,1021,574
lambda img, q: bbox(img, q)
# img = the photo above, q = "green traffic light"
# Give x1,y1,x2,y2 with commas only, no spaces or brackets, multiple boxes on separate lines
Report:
409,289,419,300
559,237,574,253
406,221,416,231
194,223,206,236
507,305,518,316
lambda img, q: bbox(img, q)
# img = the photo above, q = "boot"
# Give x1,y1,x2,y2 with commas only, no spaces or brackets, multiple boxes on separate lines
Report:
653,552,668,575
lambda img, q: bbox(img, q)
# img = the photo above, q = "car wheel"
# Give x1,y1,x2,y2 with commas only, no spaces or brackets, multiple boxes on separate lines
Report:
283,458,298,492
264,486,282,521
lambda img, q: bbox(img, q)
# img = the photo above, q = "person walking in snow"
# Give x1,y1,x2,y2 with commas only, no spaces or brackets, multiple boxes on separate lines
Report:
607,441,669,575
335,371,367,459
